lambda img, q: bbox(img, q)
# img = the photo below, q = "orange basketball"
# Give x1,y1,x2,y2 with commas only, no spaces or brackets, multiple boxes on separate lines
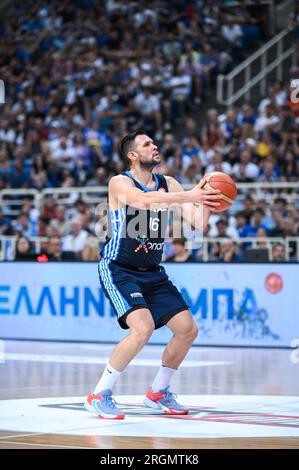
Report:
203,172,237,212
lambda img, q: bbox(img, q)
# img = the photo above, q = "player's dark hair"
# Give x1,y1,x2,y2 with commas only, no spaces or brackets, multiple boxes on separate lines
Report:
118,130,147,168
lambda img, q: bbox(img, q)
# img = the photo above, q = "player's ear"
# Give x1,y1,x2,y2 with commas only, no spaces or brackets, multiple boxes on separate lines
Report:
127,150,138,164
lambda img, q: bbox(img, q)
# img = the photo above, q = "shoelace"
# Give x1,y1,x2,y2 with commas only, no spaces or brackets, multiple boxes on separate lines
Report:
164,390,178,405
102,393,118,409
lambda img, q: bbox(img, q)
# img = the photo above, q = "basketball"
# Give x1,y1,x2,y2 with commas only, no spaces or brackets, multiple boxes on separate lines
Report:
202,172,237,212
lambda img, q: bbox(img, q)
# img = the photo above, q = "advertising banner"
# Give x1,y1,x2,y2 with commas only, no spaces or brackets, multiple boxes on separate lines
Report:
0,262,298,346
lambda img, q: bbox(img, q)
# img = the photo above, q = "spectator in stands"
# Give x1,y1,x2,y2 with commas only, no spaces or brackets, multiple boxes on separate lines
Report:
251,208,268,234
209,218,238,239
73,132,92,181
237,102,256,127
279,150,298,180
256,228,268,250
268,209,285,237
14,236,35,261
220,109,240,142
273,80,288,107
79,209,95,236
288,2,299,34
168,65,192,122
222,16,243,50
219,239,243,263
0,208,12,235
273,197,288,216
41,196,57,220
0,148,10,180
240,195,255,223
37,216,50,238
160,133,177,162
206,152,232,175
46,235,76,261
200,43,218,83
134,87,162,138
62,218,88,254
13,212,37,237
258,87,277,116
123,98,144,133
165,238,195,263
235,211,257,238
208,241,221,262
282,217,298,260
232,150,259,181
49,205,71,237
258,158,279,182
254,105,280,134
283,217,297,238
8,159,31,189
20,199,40,227
71,199,88,220
50,136,77,171
81,236,100,262
181,136,202,172
271,243,286,262
180,52,204,105
86,167,108,188
180,164,201,185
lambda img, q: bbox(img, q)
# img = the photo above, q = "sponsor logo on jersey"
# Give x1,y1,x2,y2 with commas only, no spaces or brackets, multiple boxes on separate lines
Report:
147,242,164,250
134,236,149,253
130,292,143,298
134,236,164,253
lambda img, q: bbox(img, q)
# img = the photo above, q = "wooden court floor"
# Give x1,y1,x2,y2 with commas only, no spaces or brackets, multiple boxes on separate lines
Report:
0,340,298,449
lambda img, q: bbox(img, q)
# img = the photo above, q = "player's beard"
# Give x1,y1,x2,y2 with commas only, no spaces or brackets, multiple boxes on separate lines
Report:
139,155,160,170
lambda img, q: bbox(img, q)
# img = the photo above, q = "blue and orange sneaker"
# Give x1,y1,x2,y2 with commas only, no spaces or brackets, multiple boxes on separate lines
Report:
84,389,125,420
144,387,189,415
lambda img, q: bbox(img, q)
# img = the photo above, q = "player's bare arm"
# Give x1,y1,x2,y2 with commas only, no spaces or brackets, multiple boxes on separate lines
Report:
108,174,221,212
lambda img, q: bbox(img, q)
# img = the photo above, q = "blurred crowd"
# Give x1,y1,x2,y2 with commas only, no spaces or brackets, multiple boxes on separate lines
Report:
0,0,264,190
0,0,299,262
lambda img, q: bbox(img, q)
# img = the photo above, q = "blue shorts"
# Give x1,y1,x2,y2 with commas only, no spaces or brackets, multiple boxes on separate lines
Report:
98,259,189,330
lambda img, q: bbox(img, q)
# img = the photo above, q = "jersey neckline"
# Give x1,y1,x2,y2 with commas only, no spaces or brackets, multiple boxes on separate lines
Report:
126,171,159,192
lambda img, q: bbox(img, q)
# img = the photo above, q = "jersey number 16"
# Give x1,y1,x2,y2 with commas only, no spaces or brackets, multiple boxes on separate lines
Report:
149,217,159,232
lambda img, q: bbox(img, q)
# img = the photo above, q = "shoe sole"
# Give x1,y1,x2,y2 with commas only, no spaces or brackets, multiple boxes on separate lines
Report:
84,401,125,420
144,397,189,415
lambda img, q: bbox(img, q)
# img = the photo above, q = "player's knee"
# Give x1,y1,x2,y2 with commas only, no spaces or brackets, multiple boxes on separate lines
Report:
181,322,198,343
133,323,155,344
190,322,199,341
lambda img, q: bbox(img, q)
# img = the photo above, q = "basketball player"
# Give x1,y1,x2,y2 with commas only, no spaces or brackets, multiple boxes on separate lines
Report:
85,130,221,419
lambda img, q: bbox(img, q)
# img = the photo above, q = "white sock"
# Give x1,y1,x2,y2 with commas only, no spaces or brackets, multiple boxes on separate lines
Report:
151,365,177,392
93,363,122,395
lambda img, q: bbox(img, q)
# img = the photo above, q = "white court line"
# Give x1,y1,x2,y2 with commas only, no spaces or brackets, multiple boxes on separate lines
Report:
0,440,93,449
0,431,54,441
4,353,232,367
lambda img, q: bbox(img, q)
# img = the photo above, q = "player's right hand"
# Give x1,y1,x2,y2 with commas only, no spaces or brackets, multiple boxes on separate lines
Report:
189,185,222,208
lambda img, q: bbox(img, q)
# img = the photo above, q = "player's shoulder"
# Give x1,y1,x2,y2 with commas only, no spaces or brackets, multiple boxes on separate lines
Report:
109,174,134,188
109,174,132,183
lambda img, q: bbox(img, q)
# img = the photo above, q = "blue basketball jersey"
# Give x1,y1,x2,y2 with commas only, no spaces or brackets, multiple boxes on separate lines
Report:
100,171,169,268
